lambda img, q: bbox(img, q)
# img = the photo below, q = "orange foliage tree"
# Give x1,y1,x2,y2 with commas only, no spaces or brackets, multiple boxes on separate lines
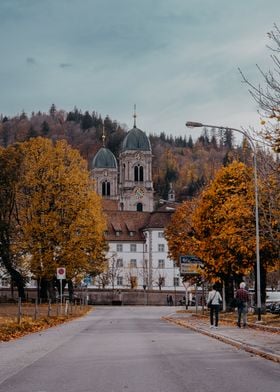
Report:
166,161,279,304
3,137,107,299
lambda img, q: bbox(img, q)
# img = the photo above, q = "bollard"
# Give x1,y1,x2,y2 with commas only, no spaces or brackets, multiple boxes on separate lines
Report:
34,298,38,320
47,299,51,317
17,297,22,325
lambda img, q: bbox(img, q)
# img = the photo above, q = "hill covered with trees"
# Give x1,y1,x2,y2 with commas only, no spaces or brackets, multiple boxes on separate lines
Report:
0,104,252,201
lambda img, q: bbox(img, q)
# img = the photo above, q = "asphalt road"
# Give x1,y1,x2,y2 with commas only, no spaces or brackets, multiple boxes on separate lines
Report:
0,306,279,392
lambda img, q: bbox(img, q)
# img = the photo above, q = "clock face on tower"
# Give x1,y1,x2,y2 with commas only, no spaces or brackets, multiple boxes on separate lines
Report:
134,187,144,199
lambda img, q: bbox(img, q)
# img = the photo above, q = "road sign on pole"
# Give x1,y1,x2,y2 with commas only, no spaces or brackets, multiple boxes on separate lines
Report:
56,268,66,312
56,267,66,280
179,255,203,275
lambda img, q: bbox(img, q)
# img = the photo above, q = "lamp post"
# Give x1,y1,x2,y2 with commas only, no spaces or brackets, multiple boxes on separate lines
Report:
185,121,262,321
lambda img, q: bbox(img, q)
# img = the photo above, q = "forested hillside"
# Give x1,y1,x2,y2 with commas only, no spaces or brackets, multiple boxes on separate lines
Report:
0,105,250,201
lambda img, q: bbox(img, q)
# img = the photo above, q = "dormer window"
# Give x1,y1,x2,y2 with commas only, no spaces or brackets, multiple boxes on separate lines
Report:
129,231,134,237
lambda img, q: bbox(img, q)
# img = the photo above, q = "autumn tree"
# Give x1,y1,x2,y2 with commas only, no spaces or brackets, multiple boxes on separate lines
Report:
166,161,278,305
154,149,179,200
12,137,107,299
18,138,107,298
165,199,196,263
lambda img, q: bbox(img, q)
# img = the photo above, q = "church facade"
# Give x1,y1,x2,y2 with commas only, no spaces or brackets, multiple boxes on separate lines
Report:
90,120,184,293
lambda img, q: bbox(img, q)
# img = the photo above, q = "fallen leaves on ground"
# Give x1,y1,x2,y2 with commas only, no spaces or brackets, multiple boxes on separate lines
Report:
0,307,92,342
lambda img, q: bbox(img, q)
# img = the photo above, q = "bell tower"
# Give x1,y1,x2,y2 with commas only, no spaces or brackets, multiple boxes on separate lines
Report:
119,108,154,212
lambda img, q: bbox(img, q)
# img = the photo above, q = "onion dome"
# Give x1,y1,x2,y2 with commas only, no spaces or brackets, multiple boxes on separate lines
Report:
122,126,151,151
92,147,117,169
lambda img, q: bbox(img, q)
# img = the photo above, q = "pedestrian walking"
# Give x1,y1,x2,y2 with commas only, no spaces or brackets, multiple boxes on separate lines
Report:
169,295,173,306
235,282,249,328
207,284,222,328
166,294,170,306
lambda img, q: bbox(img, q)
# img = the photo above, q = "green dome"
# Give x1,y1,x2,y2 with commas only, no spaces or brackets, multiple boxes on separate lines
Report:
122,126,151,151
92,147,117,169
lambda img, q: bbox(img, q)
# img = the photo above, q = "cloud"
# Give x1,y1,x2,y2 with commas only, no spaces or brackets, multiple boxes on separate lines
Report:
59,63,72,68
26,57,36,65
0,0,278,135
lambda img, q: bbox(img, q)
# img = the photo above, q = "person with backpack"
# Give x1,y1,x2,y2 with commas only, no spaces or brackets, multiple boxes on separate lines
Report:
207,284,222,328
235,282,250,328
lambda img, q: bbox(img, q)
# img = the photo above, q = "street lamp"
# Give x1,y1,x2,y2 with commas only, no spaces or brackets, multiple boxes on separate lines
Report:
186,121,262,321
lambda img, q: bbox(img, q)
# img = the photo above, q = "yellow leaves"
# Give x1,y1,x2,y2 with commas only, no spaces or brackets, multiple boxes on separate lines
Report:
4,137,107,280
166,161,260,280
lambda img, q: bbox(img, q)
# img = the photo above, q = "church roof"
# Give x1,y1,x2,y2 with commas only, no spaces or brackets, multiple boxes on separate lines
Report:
92,147,117,169
122,126,151,151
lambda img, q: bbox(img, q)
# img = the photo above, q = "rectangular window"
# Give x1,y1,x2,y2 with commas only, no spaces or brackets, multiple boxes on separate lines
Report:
130,259,137,268
158,259,165,269
116,244,123,252
130,244,137,252
174,277,180,287
158,244,165,252
117,276,123,286
1,278,9,287
158,231,164,238
116,259,123,268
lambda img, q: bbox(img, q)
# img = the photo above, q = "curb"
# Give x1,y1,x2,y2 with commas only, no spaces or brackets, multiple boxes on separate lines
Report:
163,316,280,364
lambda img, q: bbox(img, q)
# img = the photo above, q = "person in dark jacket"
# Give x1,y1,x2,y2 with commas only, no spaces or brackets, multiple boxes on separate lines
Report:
235,282,250,328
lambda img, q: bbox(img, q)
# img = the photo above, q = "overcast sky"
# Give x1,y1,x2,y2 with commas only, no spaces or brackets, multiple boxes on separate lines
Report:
1,0,279,138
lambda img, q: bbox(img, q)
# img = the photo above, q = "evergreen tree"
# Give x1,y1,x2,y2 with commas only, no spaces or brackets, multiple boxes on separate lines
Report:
187,136,194,149
49,104,57,118
81,111,93,130
41,121,50,136
27,125,38,139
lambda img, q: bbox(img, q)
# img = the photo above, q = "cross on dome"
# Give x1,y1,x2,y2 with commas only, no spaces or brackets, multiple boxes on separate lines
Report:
133,104,137,128
102,123,106,147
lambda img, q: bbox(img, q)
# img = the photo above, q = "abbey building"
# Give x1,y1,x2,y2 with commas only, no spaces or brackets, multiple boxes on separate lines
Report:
90,119,184,293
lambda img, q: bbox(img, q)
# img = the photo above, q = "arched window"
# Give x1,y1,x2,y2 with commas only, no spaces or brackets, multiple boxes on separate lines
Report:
134,165,138,181
122,164,125,181
134,165,144,182
137,203,143,212
102,181,110,196
139,166,144,181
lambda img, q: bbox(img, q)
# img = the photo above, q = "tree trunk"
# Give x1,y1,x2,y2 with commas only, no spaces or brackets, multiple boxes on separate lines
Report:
39,278,49,302
222,275,234,308
0,230,26,300
68,279,74,302
0,251,25,299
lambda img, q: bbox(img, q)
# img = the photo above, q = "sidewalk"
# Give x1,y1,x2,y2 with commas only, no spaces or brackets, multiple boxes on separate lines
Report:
164,311,280,363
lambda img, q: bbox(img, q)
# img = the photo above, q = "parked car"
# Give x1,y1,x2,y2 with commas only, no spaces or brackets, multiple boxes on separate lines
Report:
266,291,280,314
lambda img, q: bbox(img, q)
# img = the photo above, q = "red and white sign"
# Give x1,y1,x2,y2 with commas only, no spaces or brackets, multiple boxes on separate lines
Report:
57,267,66,280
